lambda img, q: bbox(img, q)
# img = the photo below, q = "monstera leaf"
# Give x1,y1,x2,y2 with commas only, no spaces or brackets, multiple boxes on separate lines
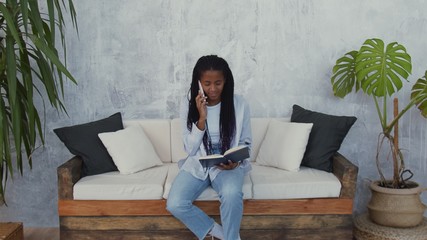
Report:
330,38,426,188
331,50,360,98
356,39,412,97
411,71,427,117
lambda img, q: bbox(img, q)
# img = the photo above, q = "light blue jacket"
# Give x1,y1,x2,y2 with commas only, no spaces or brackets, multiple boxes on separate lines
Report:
179,95,252,181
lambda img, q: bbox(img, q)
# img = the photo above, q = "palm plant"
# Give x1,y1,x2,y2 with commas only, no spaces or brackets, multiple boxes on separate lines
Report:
0,0,77,204
331,38,427,189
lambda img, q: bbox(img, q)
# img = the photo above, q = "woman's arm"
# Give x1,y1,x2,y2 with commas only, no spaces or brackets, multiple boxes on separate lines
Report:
180,98,205,156
238,98,252,152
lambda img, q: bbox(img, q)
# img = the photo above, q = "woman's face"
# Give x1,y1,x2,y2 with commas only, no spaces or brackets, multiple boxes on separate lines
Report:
199,70,225,106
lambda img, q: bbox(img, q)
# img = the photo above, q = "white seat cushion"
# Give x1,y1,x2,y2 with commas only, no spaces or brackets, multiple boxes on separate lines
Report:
73,165,169,200
250,163,341,199
163,164,253,200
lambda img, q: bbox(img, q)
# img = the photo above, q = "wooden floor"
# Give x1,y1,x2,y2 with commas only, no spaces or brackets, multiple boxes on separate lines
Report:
24,228,59,240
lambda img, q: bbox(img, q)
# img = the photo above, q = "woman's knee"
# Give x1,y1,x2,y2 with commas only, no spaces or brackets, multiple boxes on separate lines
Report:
166,197,179,213
219,186,243,203
166,198,191,214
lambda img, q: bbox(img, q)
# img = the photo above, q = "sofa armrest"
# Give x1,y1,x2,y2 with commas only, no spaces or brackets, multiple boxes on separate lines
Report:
57,156,83,200
332,152,358,199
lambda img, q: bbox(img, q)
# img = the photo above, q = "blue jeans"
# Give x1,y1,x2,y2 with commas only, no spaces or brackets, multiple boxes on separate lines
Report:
166,167,244,240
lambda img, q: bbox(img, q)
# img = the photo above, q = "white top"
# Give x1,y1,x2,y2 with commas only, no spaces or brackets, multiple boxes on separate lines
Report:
206,103,221,144
179,94,252,181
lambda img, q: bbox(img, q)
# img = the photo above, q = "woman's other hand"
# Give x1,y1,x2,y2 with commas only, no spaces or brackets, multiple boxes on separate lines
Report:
218,160,240,170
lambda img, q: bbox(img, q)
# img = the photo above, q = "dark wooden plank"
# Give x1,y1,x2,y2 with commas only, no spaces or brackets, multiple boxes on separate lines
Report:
240,228,353,240
60,216,189,231
60,230,197,240
59,227,353,240
60,215,353,231
241,215,353,230
333,152,358,198
57,156,82,200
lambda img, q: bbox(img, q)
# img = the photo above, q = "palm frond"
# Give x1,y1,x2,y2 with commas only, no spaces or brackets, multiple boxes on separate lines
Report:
0,0,77,204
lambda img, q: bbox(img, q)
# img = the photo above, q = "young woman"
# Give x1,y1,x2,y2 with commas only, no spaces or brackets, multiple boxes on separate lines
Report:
166,55,252,240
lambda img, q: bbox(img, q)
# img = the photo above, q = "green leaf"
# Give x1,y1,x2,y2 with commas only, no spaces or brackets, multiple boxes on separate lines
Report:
0,96,7,202
0,2,24,51
11,94,23,175
28,0,45,40
331,51,359,98
30,36,77,84
0,97,5,171
21,0,29,33
16,81,33,161
68,0,78,32
5,33,17,105
361,71,381,95
411,71,427,117
47,0,55,44
356,39,412,97
34,49,58,107
19,45,36,147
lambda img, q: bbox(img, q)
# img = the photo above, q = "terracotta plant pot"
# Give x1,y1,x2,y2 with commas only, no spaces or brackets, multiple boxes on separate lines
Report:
368,180,427,228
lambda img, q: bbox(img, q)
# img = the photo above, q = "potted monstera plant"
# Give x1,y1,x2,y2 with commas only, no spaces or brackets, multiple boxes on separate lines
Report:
331,38,427,227
0,0,77,205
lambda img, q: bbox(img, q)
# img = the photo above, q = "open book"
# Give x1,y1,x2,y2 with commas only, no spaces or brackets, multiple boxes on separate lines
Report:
199,145,250,168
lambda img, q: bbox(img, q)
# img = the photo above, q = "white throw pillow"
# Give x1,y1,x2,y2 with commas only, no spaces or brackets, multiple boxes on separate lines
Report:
256,119,313,171
98,125,162,174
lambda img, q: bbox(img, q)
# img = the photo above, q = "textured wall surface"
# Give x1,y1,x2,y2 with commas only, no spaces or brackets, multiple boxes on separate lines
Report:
1,0,426,227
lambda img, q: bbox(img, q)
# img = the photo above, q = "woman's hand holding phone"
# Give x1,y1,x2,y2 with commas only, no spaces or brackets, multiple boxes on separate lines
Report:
198,80,205,98
196,80,208,130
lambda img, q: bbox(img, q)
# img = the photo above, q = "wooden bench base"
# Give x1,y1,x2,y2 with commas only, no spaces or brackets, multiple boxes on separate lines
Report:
59,200,354,239
60,215,353,239
57,153,358,239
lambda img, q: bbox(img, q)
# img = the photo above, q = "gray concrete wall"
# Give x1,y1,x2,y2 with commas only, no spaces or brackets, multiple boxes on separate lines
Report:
1,0,426,227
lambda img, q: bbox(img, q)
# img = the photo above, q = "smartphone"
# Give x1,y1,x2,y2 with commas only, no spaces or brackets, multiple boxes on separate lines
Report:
198,80,205,97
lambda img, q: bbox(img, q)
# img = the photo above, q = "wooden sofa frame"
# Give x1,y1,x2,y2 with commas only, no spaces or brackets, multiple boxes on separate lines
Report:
57,152,358,240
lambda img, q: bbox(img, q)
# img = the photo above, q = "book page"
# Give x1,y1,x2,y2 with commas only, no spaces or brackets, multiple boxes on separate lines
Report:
224,145,247,155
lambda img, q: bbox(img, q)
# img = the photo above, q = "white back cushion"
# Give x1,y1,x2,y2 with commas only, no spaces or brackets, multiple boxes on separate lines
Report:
171,118,187,162
256,120,313,171
250,118,290,161
124,119,171,163
98,125,163,174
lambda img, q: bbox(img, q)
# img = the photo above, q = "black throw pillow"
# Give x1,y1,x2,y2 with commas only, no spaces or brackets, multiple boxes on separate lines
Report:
290,105,356,172
54,112,123,176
